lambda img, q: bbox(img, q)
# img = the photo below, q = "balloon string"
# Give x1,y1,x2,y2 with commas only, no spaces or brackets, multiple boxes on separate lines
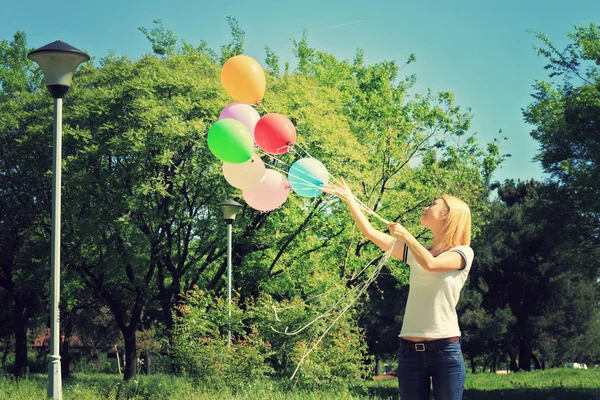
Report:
271,250,385,336
262,151,389,223
352,196,391,225
272,288,337,316
291,144,315,160
285,241,396,381
256,149,293,169
203,127,390,224
266,162,326,192
258,103,270,114
322,170,392,225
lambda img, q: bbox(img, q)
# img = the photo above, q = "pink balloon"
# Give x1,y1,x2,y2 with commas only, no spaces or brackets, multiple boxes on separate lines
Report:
222,154,266,189
219,103,261,137
242,169,290,212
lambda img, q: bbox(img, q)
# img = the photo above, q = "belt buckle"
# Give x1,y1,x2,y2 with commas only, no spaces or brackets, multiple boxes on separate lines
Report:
415,343,425,352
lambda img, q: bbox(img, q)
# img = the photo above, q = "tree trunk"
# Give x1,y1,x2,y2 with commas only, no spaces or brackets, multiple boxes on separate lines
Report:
157,264,175,334
123,327,137,380
509,351,518,372
469,355,477,374
531,352,542,370
61,316,73,379
98,280,147,381
13,302,28,378
2,341,10,369
141,351,150,375
375,356,382,376
518,339,533,371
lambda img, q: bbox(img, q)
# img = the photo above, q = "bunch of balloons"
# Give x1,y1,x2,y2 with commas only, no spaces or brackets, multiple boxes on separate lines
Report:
207,55,330,212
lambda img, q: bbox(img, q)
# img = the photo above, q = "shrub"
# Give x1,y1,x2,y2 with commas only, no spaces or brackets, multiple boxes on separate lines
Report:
170,288,274,388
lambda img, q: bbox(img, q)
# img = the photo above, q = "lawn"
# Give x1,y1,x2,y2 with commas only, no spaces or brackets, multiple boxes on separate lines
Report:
0,368,598,399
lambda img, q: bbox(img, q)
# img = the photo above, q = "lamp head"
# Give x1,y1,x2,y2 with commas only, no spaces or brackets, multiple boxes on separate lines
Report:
28,40,89,98
218,200,243,224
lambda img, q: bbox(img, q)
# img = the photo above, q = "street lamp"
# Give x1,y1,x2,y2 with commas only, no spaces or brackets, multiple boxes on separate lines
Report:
28,41,89,400
217,199,243,346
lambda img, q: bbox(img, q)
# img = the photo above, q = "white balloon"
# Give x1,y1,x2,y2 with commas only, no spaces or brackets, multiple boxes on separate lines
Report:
222,154,266,189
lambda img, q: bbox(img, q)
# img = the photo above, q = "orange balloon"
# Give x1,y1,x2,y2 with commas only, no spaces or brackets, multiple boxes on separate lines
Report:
221,55,266,105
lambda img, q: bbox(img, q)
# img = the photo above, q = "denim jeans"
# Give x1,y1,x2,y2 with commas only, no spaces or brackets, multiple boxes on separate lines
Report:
397,339,466,400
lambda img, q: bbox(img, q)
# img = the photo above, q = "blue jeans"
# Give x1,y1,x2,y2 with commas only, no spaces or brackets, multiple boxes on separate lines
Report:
397,339,466,400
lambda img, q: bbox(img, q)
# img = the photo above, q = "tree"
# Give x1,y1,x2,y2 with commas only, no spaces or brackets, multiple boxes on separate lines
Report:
469,180,600,371
0,21,508,381
138,20,177,57
0,31,50,377
524,23,600,223
219,16,244,65
256,32,507,365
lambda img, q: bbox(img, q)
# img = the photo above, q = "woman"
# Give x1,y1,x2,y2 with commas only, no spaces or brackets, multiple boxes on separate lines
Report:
321,178,473,400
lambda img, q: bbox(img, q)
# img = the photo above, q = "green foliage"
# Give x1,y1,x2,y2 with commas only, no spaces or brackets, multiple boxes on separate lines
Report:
0,31,43,98
525,23,600,217
219,16,245,65
520,24,600,363
171,288,373,387
0,31,52,376
0,21,507,380
138,19,178,57
265,293,373,385
264,45,280,75
170,288,274,387
285,321,372,387
465,180,600,371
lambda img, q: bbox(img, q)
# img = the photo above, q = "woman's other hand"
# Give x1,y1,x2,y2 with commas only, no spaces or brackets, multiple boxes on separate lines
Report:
388,222,410,241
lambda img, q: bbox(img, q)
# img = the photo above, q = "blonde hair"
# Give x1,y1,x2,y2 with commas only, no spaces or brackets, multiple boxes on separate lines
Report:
435,195,471,251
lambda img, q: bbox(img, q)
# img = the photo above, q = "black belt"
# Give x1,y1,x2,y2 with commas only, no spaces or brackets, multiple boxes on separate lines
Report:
399,336,460,352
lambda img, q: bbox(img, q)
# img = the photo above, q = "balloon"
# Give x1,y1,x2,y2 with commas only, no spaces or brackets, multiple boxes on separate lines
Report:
242,169,290,212
254,114,297,155
207,119,254,164
219,103,260,136
288,158,329,198
222,154,266,189
221,55,266,105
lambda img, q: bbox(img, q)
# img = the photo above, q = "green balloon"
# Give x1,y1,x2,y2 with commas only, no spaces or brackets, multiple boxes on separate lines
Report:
207,119,254,164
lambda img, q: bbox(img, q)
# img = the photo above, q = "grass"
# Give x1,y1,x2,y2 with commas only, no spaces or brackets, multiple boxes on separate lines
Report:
0,368,598,399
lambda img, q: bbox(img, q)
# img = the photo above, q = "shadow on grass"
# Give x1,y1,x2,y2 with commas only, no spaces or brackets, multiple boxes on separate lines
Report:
463,388,600,400
366,386,600,400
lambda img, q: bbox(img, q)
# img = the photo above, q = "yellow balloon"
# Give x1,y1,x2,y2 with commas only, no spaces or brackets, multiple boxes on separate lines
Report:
221,55,266,105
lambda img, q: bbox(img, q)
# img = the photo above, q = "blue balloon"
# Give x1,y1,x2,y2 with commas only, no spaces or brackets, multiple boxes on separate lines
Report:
288,158,329,198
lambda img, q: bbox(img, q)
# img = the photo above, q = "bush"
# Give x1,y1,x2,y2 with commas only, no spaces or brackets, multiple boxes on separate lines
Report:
171,287,373,389
255,292,373,387
170,288,274,388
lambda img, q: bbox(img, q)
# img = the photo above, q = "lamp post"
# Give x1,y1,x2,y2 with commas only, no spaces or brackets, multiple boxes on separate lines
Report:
28,41,89,400
217,199,243,346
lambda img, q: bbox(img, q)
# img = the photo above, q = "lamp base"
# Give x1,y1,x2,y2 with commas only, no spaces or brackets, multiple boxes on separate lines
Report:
47,85,70,98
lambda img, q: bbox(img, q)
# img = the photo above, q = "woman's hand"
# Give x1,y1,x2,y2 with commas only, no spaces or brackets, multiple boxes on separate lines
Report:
320,177,355,203
388,222,410,242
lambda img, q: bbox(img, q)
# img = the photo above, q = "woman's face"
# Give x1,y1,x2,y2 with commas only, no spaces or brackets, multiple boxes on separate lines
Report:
421,198,449,228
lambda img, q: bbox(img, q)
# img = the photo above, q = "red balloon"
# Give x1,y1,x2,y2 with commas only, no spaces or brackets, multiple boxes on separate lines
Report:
254,114,297,155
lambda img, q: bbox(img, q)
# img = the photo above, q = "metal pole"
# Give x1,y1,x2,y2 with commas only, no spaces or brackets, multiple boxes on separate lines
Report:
48,97,63,400
227,222,232,346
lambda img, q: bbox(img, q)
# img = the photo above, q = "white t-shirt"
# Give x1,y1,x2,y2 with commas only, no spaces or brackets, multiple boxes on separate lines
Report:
399,245,474,339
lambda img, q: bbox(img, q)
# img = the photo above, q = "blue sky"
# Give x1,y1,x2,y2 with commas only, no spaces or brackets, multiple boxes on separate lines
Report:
3,0,599,183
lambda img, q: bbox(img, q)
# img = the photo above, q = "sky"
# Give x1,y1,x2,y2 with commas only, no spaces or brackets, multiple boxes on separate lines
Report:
3,0,599,184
